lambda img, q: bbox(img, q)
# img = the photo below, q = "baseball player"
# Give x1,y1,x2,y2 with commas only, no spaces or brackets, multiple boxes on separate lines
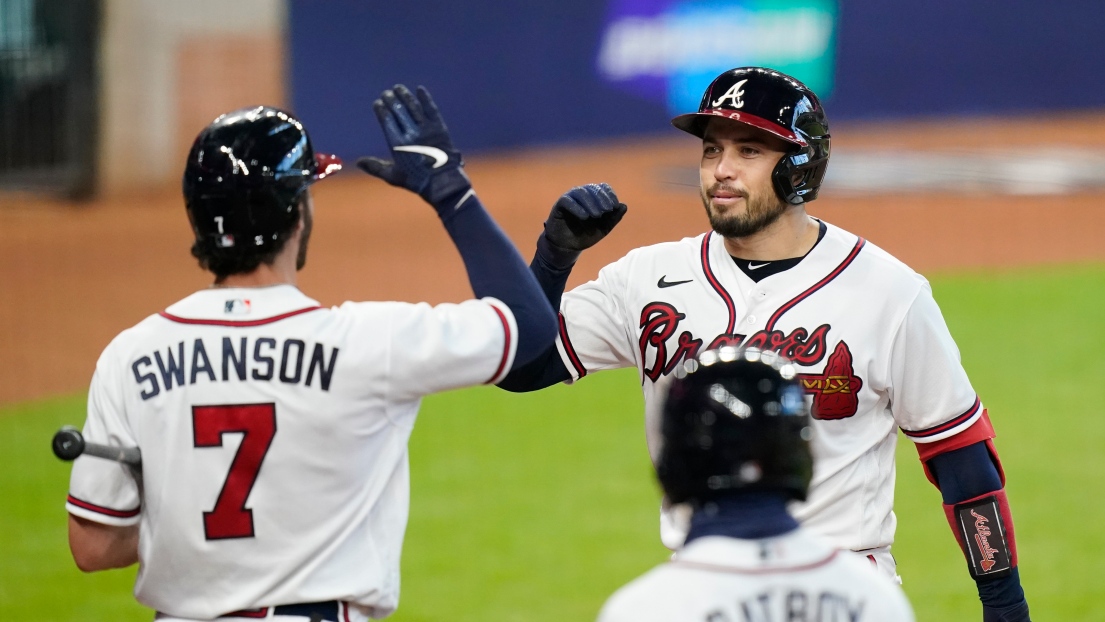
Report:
598,346,915,622
501,68,1030,621
64,86,557,621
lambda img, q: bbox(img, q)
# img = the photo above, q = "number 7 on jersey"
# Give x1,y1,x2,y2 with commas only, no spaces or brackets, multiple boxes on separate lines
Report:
192,403,277,540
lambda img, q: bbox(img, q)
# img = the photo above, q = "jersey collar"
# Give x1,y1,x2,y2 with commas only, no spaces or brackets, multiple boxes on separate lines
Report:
160,285,323,325
672,530,839,573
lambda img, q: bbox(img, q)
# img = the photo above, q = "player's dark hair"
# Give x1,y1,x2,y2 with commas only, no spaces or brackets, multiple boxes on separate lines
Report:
190,195,304,281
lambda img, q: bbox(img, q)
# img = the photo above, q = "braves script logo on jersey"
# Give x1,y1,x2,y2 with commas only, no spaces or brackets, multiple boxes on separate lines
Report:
639,303,703,380
971,510,1000,572
639,303,862,419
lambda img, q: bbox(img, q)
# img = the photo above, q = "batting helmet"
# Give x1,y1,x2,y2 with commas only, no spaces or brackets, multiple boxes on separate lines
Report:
183,106,341,254
656,346,814,505
671,67,830,205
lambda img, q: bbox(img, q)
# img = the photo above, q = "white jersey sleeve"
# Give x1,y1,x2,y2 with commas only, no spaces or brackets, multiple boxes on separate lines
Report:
361,297,517,400
889,281,983,444
67,338,142,526
556,255,638,379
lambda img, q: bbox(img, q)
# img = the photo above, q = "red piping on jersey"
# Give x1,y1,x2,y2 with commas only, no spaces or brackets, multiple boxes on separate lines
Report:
916,410,996,465
765,238,866,331
485,304,513,384
219,608,268,619
670,548,839,574
158,306,324,327
699,234,737,334
558,312,587,379
903,396,982,439
66,494,140,519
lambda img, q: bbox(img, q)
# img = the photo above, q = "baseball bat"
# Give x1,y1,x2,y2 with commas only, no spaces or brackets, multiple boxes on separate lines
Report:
52,425,142,468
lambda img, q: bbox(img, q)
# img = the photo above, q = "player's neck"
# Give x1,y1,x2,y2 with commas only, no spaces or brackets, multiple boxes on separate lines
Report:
721,208,818,261
212,238,300,289
684,491,799,543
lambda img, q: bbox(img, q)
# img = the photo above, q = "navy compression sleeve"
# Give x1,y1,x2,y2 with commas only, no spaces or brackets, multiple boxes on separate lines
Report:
439,195,556,369
530,233,579,311
496,233,575,391
927,442,1028,617
927,441,1003,502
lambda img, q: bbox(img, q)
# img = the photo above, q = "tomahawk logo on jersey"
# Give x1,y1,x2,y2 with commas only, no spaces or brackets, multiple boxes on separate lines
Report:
555,222,983,552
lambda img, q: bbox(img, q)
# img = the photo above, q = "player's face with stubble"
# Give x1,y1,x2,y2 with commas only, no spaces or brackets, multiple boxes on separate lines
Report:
699,119,793,239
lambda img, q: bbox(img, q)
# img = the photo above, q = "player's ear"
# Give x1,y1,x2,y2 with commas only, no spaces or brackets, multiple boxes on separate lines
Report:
295,192,313,232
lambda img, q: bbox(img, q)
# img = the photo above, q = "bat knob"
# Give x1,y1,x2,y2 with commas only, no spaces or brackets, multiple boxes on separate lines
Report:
52,425,85,461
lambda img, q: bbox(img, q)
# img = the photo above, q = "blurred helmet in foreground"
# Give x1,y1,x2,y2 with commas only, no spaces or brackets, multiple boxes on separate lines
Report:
657,346,814,504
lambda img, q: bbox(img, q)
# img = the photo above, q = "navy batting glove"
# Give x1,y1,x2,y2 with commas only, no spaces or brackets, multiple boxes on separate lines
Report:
542,183,627,256
357,85,473,218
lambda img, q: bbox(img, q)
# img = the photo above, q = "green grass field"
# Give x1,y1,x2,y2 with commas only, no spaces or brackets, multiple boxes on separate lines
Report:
2,263,1103,621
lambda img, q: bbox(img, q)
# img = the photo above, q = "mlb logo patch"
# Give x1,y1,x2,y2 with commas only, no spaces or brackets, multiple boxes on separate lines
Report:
224,299,251,315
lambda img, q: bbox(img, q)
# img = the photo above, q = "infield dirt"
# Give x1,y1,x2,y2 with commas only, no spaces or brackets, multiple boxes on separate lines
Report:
2,113,1104,406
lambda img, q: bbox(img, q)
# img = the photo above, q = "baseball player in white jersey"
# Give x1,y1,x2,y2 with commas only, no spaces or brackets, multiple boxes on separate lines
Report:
501,68,1031,621
64,86,557,620
597,346,914,622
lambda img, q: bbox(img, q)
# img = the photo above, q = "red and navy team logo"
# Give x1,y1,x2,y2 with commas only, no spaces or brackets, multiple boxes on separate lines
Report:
638,304,862,419
797,341,862,420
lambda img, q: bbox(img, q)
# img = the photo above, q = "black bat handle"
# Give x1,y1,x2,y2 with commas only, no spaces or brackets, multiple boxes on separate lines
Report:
52,425,85,461
52,425,142,467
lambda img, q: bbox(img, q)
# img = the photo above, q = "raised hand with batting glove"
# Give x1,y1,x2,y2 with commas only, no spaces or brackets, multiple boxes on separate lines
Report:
535,183,627,272
357,83,558,368
357,85,474,219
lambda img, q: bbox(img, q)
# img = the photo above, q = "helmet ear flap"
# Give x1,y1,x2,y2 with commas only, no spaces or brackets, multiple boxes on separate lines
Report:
771,111,830,205
772,151,829,205
772,155,806,206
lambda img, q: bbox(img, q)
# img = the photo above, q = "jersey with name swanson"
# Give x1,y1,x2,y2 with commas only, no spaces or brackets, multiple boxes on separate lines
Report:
556,221,982,551
66,285,517,620
597,531,916,622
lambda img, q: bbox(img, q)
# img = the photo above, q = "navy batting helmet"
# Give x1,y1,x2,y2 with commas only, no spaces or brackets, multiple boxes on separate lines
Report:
656,347,814,504
671,67,830,205
183,106,341,254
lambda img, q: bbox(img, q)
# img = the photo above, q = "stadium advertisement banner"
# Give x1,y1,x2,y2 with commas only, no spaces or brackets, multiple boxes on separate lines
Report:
290,0,1105,158
595,0,836,116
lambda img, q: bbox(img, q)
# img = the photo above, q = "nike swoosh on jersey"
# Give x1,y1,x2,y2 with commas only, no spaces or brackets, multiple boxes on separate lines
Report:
747,262,770,270
657,275,693,288
393,145,449,168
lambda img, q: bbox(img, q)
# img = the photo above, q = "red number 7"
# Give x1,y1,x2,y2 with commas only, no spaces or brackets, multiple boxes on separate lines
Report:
192,403,277,540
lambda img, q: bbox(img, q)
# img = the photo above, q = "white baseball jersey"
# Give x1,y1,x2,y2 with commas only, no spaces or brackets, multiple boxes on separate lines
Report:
556,220,981,552
66,284,517,620
597,530,915,622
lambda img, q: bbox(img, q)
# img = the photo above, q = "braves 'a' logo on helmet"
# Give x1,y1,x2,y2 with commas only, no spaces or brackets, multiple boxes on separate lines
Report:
710,79,748,109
